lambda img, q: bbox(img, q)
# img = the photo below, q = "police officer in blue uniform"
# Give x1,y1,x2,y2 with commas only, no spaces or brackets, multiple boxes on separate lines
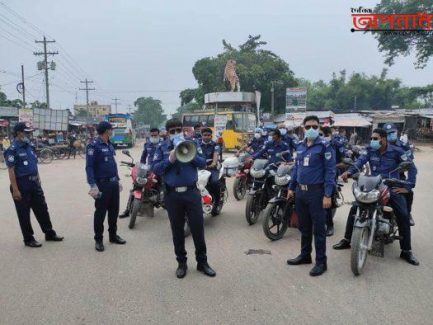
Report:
333,128,419,265
86,121,126,252
278,123,297,156
252,129,292,164
287,116,336,276
236,127,264,156
383,123,415,226
192,124,202,142
152,118,216,279
4,122,63,247
119,127,161,219
199,127,221,216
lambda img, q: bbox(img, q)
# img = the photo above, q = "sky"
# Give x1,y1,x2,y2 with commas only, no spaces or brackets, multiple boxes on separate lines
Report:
0,0,432,116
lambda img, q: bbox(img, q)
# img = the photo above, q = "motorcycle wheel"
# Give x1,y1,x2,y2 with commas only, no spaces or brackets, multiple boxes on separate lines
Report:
233,177,246,201
184,220,191,237
212,183,227,217
350,226,370,276
245,195,261,225
129,199,141,229
262,202,289,241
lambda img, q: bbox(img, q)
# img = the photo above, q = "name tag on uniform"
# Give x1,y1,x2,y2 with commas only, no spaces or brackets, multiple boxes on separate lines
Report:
104,156,108,162
24,161,28,166
303,156,310,166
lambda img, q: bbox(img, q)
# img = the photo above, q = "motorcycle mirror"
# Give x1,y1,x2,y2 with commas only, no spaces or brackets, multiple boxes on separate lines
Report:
122,150,131,157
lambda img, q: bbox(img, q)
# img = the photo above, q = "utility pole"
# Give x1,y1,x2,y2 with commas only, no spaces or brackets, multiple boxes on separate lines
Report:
21,65,25,106
112,97,120,113
79,79,95,120
354,95,357,112
34,36,58,109
271,81,275,121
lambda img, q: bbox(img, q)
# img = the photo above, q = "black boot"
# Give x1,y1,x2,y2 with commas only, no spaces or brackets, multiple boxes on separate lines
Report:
400,251,419,266
95,241,104,252
119,210,130,219
197,262,216,277
287,255,312,265
333,238,351,250
310,263,327,276
109,235,126,244
176,263,188,278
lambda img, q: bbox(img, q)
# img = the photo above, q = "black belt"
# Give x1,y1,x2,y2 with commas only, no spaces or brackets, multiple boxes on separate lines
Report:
166,184,197,193
97,177,118,183
297,183,324,191
18,175,39,181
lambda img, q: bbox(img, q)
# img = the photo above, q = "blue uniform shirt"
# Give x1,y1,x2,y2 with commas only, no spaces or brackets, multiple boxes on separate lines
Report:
85,137,119,185
391,139,413,160
4,139,38,177
282,134,297,155
252,140,292,164
140,139,160,164
247,137,265,152
289,137,336,197
348,144,417,190
152,139,206,187
199,140,220,161
331,135,346,163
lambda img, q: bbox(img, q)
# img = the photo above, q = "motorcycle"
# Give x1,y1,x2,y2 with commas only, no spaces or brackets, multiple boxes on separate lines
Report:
231,153,253,201
262,163,297,240
348,161,412,276
245,159,279,225
198,159,227,217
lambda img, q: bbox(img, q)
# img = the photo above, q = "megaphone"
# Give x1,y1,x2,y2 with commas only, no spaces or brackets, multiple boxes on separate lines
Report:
175,140,197,163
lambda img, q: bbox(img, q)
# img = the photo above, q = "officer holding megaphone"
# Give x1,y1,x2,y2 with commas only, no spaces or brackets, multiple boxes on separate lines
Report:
152,118,216,279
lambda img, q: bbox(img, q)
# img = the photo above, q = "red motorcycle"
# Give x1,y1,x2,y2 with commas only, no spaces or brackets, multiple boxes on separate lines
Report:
231,153,253,200
121,150,162,229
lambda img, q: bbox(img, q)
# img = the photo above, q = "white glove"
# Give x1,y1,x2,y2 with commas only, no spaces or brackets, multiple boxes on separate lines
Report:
119,182,123,192
88,185,101,199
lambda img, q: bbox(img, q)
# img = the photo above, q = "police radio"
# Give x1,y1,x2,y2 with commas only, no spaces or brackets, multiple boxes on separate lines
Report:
175,140,197,163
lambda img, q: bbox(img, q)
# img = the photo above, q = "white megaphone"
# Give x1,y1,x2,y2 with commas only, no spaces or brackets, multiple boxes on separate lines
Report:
175,140,197,163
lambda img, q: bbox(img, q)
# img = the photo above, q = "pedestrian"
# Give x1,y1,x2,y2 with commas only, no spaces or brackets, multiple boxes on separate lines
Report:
152,118,216,279
334,128,419,266
86,121,126,252
67,132,77,159
287,115,336,276
3,122,64,247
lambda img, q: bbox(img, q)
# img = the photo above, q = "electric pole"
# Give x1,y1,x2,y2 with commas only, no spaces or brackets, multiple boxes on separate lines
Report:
21,65,25,106
112,97,120,113
34,36,58,109
271,81,275,121
79,79,95,120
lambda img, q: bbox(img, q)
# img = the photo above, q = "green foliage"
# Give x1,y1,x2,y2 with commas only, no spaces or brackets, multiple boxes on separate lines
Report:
176,102,201,115
373,0,433,68
183,35,297,113
0,90,24,108
133,97,166,127
30,100,47,109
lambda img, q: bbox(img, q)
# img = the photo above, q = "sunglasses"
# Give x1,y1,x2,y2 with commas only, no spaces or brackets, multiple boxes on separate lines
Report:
304,125,319,130
370,137,380,140
168,127,182,135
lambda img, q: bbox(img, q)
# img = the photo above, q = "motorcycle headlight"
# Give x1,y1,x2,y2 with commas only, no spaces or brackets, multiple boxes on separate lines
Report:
275,175,290,186
136,176,147,185
353,187,379,204
250,169,266,178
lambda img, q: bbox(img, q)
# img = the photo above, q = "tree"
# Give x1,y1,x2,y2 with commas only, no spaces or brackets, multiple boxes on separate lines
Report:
133,97,166,127
31,100,47,109
0,90,24,108
373,1,433,68
182,35,297,113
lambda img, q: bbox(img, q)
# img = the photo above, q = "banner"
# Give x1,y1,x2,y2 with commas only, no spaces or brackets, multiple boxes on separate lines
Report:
214,114,228,139
18,108,33,128
286,88,307,112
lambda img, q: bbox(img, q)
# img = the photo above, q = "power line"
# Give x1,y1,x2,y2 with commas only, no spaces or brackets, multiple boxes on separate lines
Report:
79,79,95,118
112,97,121,113
0,30,36,52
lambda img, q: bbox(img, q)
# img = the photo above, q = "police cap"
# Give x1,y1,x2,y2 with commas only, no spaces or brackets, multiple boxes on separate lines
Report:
97,121,113,135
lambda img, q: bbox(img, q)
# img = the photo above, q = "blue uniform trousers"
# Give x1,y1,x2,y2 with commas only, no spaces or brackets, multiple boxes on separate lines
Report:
11,177,56,243
343,192,411,250
295,188,327,264
165,188,207,264
94,180,120,241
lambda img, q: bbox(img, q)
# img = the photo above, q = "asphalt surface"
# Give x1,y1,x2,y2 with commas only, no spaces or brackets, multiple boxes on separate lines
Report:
1,142,433,325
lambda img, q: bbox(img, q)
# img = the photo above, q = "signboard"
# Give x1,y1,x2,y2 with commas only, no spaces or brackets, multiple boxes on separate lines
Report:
0,106,18,117
214,114,228,139
33,108,69,131
19,108,33,127
286,88,307,112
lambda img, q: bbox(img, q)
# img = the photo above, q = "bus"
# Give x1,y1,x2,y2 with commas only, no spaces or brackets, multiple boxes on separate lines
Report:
182,111,256,149
105,113,136,148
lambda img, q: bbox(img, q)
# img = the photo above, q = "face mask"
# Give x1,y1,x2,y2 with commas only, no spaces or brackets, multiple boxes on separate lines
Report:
262,131,267,136
22,136,30,144
305,128,319,140
387,132,397,142
324,136,331,141
170,133,183,146
150,136,159,144
370,140,381,150
279,128,287,136
254,133,261,139
268,136,273,142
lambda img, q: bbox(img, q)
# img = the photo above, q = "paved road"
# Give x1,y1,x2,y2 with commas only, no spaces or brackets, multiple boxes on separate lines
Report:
1,143,433,325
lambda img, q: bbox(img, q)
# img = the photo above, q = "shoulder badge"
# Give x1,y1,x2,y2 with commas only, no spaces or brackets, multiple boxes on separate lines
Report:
325,152,332,160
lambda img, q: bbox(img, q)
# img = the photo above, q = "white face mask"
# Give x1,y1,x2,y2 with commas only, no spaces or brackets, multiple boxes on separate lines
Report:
150,136,159,144
279,128,287,136
254,133,261,139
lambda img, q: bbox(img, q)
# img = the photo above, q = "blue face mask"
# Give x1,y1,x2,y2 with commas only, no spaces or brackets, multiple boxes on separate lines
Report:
170,133,184,146
268,136,273,142
279,128,287,136
387,132,397,142
370,140,381,150
304,128,319,140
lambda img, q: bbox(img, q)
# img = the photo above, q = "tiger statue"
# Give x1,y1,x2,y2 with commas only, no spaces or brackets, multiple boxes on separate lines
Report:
224,59,240,92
